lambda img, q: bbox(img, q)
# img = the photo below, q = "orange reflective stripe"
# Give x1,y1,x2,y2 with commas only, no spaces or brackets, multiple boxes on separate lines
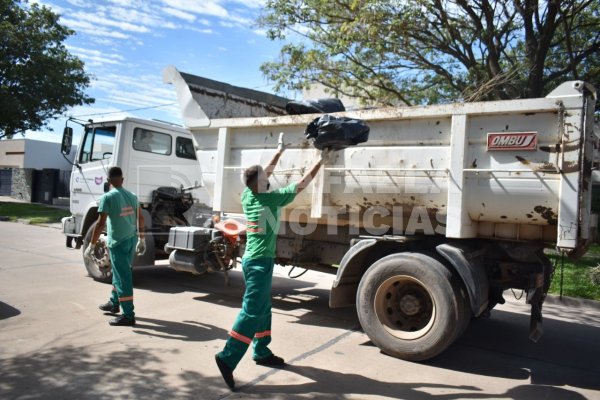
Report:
120,206,135,217
229,330,252,345
118,296,133,302
247,221,263,232
254,330,271,338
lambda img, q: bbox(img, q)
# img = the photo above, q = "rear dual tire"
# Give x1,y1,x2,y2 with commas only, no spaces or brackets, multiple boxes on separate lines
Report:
356,252,470,361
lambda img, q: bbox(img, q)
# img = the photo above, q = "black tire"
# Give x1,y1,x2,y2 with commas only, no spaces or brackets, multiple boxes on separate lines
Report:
82,221,112,283
356,252,465,361
451,275,472,340
411,253,472,343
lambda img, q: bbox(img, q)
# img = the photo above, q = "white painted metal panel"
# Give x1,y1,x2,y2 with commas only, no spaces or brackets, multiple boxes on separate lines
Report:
171,78,596,250
446,114,476,238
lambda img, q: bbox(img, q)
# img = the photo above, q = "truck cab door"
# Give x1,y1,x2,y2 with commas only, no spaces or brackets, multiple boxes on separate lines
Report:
71,125,117,208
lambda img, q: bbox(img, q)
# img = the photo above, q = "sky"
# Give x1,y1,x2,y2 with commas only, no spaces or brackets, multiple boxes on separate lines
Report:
26,0,289,142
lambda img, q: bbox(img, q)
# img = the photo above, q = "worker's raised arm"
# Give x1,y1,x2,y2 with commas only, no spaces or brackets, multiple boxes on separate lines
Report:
264,132,285,178
296,149,330,194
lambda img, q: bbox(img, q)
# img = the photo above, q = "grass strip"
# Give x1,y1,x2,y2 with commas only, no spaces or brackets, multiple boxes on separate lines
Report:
547,245,600,301
0,202,70,225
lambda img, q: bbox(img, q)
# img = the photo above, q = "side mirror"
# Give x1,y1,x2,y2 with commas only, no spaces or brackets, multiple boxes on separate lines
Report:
61,127,73,155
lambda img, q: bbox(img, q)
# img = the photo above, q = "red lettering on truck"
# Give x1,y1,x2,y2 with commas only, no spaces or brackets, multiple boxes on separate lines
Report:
487,132,537,151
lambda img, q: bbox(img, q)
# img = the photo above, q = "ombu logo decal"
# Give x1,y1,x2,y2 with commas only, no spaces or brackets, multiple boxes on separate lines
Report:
487,132,537,151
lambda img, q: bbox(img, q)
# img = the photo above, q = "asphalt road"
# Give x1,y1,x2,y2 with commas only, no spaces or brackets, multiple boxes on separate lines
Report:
0,221,599,400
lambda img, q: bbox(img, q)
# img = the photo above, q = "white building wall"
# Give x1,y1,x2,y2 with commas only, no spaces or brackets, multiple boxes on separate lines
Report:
0,140,26,168
0,139,76,170
23,140,74,170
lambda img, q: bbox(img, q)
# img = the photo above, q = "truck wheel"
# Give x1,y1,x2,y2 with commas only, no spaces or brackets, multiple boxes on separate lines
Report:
82,221,112,283
410,252,471,342
356,252,464,361
452,277,472,340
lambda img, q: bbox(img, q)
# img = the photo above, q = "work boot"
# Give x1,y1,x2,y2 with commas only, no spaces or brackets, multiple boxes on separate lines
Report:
255,354,286,368
99,301,119,313
215,354,235,390
108,315,136,326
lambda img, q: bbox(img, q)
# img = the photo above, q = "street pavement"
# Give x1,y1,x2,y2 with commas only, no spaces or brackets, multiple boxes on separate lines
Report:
0,221,599,400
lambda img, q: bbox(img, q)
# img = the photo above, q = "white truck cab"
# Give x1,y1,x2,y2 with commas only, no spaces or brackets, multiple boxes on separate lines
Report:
61,116,210,281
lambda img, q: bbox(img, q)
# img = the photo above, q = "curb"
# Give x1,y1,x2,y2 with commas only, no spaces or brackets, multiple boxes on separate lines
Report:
545,293,600,310
2,219,62,229
39,223,62,230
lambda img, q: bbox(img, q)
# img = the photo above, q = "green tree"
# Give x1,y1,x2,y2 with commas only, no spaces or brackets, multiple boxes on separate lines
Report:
0,0,93,139
259,0,600,106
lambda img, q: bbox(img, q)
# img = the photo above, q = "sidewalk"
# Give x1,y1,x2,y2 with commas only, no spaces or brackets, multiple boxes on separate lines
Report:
545,293,600,309
0,195,27,203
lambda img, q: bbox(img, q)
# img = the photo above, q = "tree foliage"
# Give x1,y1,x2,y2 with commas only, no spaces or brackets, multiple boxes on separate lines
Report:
0,0,93,139
259,0,600,106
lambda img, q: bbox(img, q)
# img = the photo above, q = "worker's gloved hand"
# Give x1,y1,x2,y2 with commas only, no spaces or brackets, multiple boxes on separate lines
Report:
136,237,146,255
84,243,96,260
277,132,286,154
320,148,332,164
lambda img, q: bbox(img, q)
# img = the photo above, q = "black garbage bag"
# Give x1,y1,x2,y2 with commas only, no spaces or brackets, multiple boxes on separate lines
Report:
305,114,370,150
286,98,345,115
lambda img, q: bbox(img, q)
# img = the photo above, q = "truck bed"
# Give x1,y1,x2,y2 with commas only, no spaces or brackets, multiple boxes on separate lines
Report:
164,68,597,253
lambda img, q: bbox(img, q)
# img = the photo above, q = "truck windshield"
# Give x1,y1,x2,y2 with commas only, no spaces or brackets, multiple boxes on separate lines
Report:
79,126,116,164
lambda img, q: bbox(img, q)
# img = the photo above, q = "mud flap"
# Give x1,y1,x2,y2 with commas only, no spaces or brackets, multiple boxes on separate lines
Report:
526,272,545,343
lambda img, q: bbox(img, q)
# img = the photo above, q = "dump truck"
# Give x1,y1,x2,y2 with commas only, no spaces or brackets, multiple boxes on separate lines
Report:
60,117,210,282
160,67,598,361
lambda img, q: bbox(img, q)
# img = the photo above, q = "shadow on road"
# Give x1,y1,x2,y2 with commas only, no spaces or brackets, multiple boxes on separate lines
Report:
425,308,600,391
132,264,358,330
0,301,20,320
133,264,318,296
240,364,587,400
0,343,589,400
132,317,228,342
129,264,598,395
0,345,219,400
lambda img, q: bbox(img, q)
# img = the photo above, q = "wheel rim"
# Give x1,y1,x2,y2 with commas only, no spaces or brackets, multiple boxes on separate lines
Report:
92,235,111,272
374,275,436,340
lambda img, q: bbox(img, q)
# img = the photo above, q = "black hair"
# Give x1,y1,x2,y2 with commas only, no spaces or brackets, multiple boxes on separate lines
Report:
108,166,123,179
244,165,260,189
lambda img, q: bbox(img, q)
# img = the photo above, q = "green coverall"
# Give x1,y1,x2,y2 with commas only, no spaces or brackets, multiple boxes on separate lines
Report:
217,183,297,370
98,187,140,318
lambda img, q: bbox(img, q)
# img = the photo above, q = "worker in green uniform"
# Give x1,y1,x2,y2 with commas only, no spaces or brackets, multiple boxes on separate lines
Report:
84,166,146,326
215,134,329,390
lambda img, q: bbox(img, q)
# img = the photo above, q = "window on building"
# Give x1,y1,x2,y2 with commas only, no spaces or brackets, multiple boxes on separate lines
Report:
132,128,172,155
175,137,197,160
79,126,116,164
